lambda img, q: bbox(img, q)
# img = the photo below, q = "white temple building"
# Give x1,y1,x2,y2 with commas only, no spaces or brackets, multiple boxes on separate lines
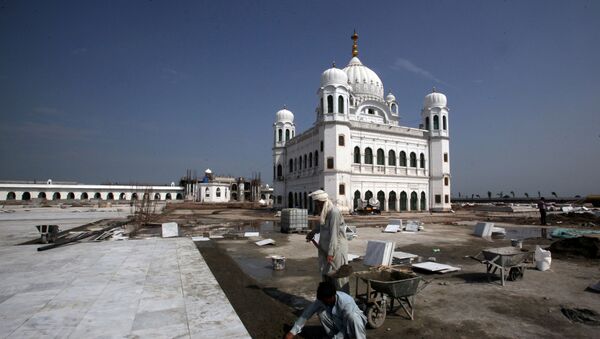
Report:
272,32,451,213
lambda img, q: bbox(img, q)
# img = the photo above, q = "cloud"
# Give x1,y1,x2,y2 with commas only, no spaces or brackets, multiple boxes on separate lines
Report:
391,58,447,85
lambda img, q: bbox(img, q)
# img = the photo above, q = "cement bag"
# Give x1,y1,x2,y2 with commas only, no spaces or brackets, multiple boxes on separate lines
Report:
535,246,552,271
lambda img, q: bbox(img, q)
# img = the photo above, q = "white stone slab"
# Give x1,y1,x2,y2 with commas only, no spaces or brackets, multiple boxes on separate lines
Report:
255,239,275,246
412,261,461,273
161,222,179,238
364,240,395,266
393,251,419,260
383,224,401,233
474,222,494,237
191,236,210,241
244,232,259,237
405,221,420,232
348,254,360,261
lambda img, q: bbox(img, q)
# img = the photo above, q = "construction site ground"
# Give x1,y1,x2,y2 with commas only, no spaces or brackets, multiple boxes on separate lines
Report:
1,204,598,338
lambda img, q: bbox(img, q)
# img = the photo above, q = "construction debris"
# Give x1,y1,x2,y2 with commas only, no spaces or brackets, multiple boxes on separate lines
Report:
412,261,461,274
255,239,276,246
364,240,395,266
384,219,402,233
244,232,260,237
161,222,179,238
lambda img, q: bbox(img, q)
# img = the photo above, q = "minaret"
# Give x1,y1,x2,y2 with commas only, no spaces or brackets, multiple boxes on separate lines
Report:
422,88,451,211
272,106,294,208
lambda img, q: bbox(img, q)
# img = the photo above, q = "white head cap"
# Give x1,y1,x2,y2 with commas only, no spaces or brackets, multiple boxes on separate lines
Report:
309,190,329,202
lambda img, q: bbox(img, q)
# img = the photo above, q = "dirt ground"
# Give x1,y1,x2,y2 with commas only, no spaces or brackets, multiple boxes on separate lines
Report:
154,206,599,338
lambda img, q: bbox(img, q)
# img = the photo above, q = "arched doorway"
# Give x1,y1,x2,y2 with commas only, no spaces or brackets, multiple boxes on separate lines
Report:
154,193,161,200
288,192,293,208
94,192,102,200
303,192,307,209
52,192,61,200
107,193,114,200
165,193,172,200
400,191,407,211
420,192,427,211
21,192,31,200
389,191,397,211
176,193,183,200
410,192,418,210
119,193,126,200
6,192,16,200
81,192,89,200
67,192,75,200
38,192,47,199
131,193,138,200
377,191,385,209
365,191,373,202
231,192,238,201
354,191,361,210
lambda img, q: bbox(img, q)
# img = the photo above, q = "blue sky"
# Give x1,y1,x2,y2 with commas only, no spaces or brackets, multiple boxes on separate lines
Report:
1,0,599,196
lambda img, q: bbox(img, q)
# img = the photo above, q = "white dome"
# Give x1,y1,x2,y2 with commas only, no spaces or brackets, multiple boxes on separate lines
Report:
275,107,294,123
343,57,384,100
386,92,396,102
423,89,447,108
205,168,212,174
320,66,348,87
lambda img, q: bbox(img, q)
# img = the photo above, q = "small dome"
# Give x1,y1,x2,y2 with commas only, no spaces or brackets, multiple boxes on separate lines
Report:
205,169,212,174
275,107,294,123
423,89,447,108
386,92,396,102
343,57,384,100
320,65,348,87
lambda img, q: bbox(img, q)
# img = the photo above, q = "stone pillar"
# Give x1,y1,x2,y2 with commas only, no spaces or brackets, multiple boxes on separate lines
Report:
384,198,389,212
395,197,400,212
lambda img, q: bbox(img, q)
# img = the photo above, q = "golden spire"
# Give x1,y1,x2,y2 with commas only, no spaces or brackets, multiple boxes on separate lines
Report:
351,30,359,57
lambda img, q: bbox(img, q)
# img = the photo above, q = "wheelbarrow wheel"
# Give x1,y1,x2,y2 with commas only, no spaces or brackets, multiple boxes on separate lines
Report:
366,303,386,329
508,267,524,281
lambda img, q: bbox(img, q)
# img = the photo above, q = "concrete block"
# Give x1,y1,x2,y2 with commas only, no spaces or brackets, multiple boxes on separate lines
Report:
161,222,178,238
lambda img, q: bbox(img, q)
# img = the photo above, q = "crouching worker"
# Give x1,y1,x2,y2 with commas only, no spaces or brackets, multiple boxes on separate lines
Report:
285,281,367,339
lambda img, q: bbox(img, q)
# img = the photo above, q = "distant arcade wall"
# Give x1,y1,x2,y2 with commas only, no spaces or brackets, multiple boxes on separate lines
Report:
0,181,185,202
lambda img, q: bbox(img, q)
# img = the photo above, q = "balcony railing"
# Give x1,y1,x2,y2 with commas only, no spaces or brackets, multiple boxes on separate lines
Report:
351,164,428,177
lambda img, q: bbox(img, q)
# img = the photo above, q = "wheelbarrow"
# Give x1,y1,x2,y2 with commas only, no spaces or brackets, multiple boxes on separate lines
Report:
353,268,429,328
470,247,531,286
36,225,60,244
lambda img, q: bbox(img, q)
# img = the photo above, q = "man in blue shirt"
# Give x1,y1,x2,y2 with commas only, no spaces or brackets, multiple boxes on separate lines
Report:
285,282,367,339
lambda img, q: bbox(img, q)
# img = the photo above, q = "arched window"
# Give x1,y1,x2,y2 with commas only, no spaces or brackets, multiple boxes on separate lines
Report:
22,192,31,200
278,129,282,142
120,193,127,200
365,191,373,201
425,117,430,130
389,191,397,210
176,193,183,200
444,177,449,186
303,154,307,169
421,192,427,210
400,151,407,166
433,115,439,130
410,152,417,167
205,188,210,197
377,191,385,208
376,149,385,165
216,188,221,197
81,192,89,200
285,129,290,141
443,116,447,130
6,192,16,200
388,150,396,166
391,103,397,113
410,192,418,210
420,153,425,168
52,192,61,200
353,190,361,210
232,184,238,191
353,146,361,164
364,148,373,164
315,151,319,167
94,192,102,200
400,191,408,211
338,95,344,113
131,193,138,200
327,95,333,113
107,193,115,200
277,195,282,204
67,192,75,200
294,192,298,207
38,192,46,199
277,164,282,177
153,193,160,200
309,153,313,167
289,159,293,173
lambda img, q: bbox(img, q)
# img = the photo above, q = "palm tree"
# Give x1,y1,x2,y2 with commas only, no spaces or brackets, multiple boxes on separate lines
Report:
551,192,558,199
510,191,515,198
487,191,492,199
524,192,529,198
476,194,480,198
537,191,541,198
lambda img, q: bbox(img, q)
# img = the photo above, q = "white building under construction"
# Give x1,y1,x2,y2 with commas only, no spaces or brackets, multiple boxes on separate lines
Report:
272,32,451,213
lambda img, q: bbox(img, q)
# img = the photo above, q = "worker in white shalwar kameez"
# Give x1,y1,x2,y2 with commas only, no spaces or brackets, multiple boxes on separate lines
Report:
306,190,349,292
285,281,367,339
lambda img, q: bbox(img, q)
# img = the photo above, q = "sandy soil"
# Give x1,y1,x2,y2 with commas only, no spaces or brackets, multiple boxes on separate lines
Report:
158,207,600,338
